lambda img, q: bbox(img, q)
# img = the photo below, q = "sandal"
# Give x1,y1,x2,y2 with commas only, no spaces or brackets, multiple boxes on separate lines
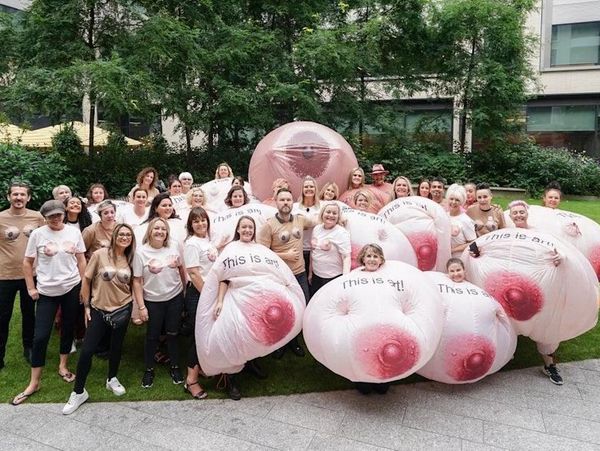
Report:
184,381,208,400
11,389,39,406
58,371,76,383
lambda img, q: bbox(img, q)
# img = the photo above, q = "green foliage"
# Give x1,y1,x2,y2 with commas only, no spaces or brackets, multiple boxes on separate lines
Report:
0,143,75,209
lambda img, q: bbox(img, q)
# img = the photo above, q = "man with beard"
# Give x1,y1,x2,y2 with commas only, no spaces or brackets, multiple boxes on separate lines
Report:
0,182,45,369
258,188,315,359
430,176,447,207
366,164,394,210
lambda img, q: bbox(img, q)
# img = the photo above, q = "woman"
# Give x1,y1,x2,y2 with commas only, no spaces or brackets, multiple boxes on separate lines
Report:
64,196,94,231
318,182,339,202
117,188,148,227
353,189,373,212
86,183,109,213
231,176,245,188
310,203,351,294
127,167,160,205
182,208,216,399
82,200,118,259
392,176,413,199
293,176,320,277
215,162,234,180
167,176,187,213
446,257,466,283
12,200,86,405
179,172,194,194
354,244,392,396
446,184,477,258
62,224,136,414
339,167,365,207
417,179,432,199
212,216,258,400
542,181,562,209
224,185,250,208
464,183,476,208
52,185,72,202
133,217,187,388
137,193,185,250
466,183,505,237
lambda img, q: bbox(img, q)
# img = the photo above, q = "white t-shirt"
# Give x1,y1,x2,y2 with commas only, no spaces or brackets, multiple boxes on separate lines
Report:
25,225,85,296
117,204,148,228
450,213,477,258
310,224,351,278
133,242,183,302
184,236,217,279
292,202,320,252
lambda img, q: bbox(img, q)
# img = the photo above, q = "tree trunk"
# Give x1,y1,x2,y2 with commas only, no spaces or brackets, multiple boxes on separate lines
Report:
184,124,192,162
88,93,95,157
459,35,478,153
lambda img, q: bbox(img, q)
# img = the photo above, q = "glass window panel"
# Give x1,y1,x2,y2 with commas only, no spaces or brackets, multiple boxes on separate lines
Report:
527,105,596,131
551,22,600,66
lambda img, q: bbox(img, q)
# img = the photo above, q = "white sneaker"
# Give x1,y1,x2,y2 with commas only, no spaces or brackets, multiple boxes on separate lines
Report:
62,389,89,415
106,377,126,396
70,341,77,354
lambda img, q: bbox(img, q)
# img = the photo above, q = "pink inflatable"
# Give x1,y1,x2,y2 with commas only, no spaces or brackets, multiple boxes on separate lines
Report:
463,228,598,345
248,121,358,201
379,197,451,271
340,207,418,269
505,205,600,280
196,241,305,376
303,261,444,383
201,178,255,213
208,203,277,247
418,272,517,384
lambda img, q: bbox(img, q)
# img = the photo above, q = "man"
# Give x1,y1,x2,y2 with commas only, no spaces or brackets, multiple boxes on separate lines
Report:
0,182,45,369
258,188,314,359
430,176,447,206
366,164,393,210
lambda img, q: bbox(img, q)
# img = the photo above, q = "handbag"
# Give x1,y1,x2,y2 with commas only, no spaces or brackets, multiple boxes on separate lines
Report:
101,303,132,329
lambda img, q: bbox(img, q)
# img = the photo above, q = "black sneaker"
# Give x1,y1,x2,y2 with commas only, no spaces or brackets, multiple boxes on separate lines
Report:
244,359,267,379
226,374,241,401
170,366,184,385
142,368,155,388
542,364,563,385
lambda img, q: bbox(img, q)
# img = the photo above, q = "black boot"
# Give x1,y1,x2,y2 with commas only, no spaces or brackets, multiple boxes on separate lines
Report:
288,337,305,357
226,374,241,401
244,359,267,379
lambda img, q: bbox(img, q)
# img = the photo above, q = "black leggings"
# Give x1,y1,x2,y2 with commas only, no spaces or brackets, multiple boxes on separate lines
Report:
144,293,183,368
31,284,80,368
0,278,35,362
74,304,131,394
310,273,340,297
184,284,201,368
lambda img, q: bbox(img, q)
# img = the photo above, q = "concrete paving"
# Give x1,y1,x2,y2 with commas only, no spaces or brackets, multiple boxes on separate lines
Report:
2,359,600,450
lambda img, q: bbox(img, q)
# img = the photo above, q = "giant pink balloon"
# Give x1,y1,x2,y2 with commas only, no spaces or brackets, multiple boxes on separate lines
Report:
249,121,358,201
463,228,598,344
196,241,305,376
379,197,451,271
340,206,418,269
418,272,517,384
505,205,600,280
303,261,444,383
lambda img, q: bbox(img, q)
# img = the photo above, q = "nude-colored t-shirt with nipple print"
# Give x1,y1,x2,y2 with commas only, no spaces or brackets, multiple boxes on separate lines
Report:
86,247,132,312
0,209,45,280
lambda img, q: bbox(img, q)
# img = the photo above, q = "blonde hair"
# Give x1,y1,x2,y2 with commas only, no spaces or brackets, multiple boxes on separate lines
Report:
353,189,373,207
298,176,320,209
392,176,414,198
186,187,206,207
318,182,339,200
143,217,170,248
347,167,365,190
214,162,233,179
318,202,343,225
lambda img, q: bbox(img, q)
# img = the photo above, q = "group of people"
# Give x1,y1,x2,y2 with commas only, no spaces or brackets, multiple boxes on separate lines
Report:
0,161,567,413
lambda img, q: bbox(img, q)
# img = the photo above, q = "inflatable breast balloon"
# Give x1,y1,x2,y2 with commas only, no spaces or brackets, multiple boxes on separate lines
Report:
341,207,418,269
505,205,600,280
209,203,277,247
463,228,598,345
303,261,444,383
379,197,451,271
417,272,517,384
201,178,255,214
196,241,305,376
248,121,358,201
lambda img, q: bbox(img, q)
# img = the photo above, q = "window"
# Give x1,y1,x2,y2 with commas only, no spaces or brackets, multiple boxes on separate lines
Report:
551,21,600,66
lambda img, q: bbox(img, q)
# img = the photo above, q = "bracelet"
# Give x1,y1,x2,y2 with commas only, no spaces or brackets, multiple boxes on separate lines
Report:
138,305,146,311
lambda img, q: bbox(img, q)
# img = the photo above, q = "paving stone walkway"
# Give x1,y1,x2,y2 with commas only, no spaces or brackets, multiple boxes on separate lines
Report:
2,359,600,450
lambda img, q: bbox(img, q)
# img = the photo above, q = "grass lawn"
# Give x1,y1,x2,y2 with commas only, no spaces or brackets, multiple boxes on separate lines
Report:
1,197,599,404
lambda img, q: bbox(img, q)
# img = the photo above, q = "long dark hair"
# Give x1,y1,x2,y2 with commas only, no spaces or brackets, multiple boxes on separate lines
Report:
143,192,179,223
109,223,136,271
224,185,249,207
233,215,256,241
63,196,93,231
186,207,211,239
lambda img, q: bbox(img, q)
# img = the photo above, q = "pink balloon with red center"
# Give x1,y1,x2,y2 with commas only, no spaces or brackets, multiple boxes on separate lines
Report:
303,261,444,383
379,197,451,272
245,293,295,346
484,271,543,321
444,335,496,381
248,122,358,201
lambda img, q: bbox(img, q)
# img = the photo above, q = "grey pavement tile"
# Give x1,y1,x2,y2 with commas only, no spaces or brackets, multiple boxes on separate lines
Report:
393,385,546,432
580,368,600,386
553,362,592,384
525,390,600,423
483,422,599,451
577,382,600,403
0,429,59,450
266,400,346,434
289,388,406,415
543,411,600,445
307,433,391,451
491,367,583,400
449,378,530,409
201,410,316,450
402,406,484,443
104,434,168,451
338,410,462,451
1,404,62,438
570,358,600,372
460,440,507,451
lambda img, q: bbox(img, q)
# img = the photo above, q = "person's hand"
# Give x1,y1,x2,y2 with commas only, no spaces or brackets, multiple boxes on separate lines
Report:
84,306,92,326
213,301,223,320
138,306,149,323
551,248,562,267
288,248,301,262
28,288,39,301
